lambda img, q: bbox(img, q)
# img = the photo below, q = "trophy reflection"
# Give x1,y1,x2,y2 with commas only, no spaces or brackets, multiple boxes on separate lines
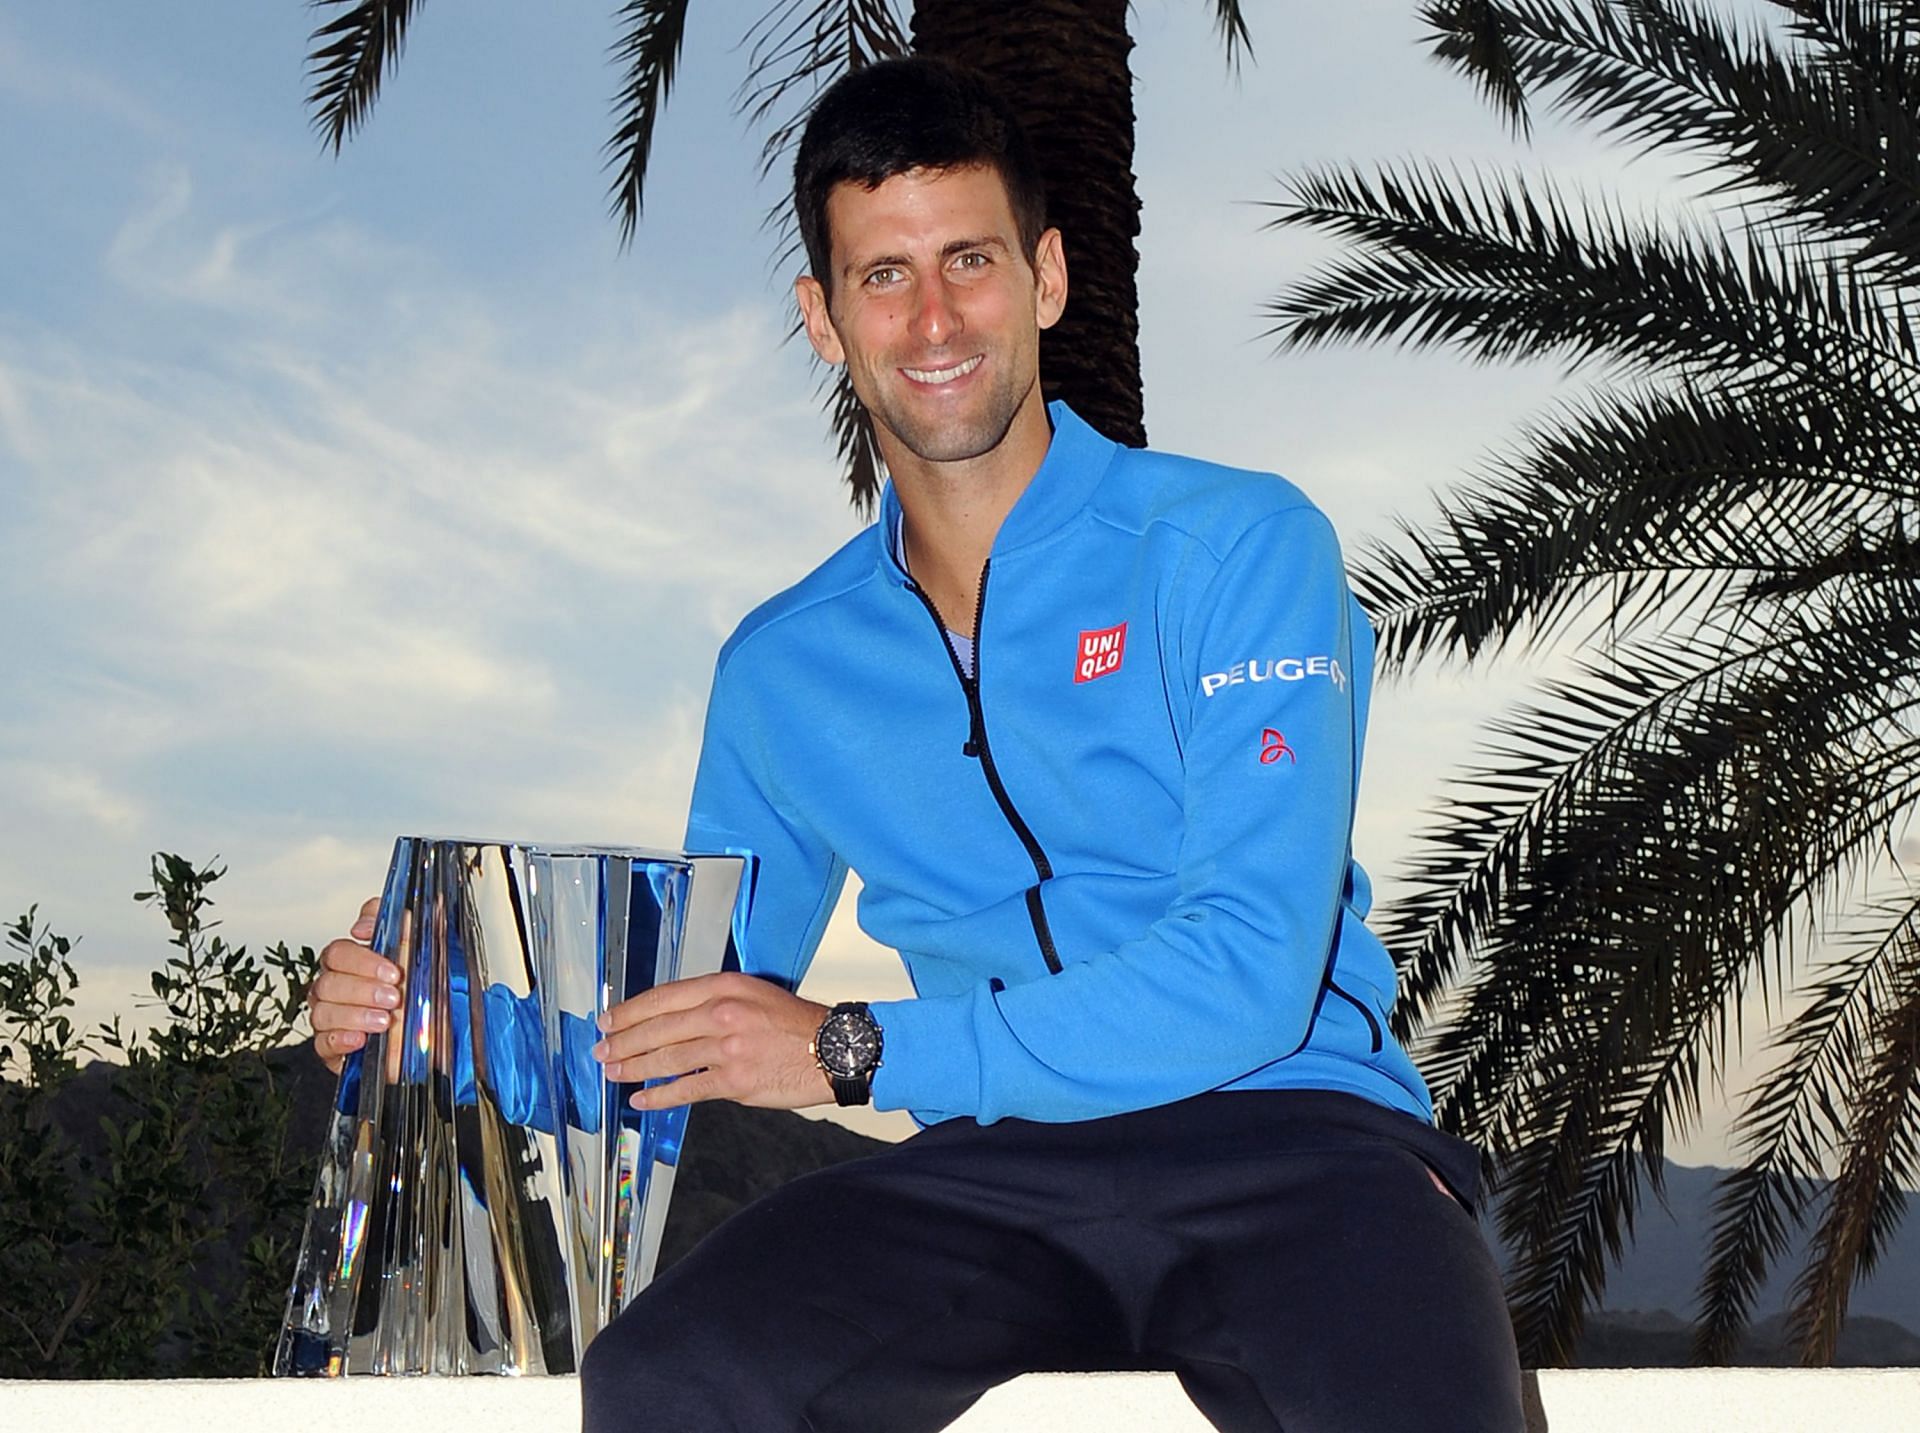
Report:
275,837,751,1376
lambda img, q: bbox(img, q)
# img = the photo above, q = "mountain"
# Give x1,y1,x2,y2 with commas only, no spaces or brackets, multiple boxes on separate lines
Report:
1561,1160,1920,1364
1575,1308,1920,1368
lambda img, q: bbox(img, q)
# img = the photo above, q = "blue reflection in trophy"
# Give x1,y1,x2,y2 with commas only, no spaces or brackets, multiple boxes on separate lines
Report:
275,838,752,1376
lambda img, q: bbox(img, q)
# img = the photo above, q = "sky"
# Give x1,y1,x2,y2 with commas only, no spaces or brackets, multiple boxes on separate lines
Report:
0,0,1892,1160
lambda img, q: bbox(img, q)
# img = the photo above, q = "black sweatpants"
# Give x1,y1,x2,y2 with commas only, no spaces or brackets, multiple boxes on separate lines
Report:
579,1089,1525,1433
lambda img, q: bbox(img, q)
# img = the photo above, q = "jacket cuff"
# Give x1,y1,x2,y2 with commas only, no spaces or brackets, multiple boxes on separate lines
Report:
867,993,982,1118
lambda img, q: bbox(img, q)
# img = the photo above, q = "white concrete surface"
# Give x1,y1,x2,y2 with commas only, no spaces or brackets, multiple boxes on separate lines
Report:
4,1369,1920,1431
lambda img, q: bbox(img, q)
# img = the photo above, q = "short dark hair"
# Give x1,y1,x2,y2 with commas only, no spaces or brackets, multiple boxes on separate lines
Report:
794,57,1048,293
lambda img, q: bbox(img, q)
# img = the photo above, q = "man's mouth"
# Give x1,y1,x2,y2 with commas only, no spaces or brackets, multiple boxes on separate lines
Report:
901,354,983,385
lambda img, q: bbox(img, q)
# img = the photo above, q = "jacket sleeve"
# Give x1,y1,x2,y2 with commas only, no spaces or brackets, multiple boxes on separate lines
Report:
683,653,847,992
868,505,1364,1123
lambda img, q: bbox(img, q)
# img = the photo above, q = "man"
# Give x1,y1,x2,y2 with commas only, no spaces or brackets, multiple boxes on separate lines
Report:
310,58,1524,1432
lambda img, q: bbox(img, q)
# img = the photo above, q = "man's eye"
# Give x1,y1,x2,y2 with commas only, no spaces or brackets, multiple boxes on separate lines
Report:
954,251,989,271
865,267,902,287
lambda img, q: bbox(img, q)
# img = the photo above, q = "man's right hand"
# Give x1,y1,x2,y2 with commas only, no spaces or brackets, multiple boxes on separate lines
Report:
309,895,403,1074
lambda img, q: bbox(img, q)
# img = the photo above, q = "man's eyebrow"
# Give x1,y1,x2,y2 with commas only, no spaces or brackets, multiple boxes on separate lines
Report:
843,252,909,281
939,234,1010,259
841,235,1012,280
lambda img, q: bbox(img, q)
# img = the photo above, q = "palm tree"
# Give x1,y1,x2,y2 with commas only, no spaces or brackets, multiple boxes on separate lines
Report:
302,0,1251,508
1263,0,1920,1368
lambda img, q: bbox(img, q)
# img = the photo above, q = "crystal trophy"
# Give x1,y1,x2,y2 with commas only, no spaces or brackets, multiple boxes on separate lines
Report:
274,837,752,1376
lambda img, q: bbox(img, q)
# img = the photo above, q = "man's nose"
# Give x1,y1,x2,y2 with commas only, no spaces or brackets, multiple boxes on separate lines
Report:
911,275,962,347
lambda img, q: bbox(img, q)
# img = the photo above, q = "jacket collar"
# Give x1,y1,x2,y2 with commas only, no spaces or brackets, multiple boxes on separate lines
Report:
876,401,1117,585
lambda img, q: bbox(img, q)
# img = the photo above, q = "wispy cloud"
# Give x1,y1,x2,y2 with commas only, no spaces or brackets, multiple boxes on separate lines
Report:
2,153,862,1013
0,12,171,139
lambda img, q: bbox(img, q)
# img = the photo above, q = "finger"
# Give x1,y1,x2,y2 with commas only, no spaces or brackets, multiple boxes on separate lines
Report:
310,970,403,1013
593,1005,716,1063
311,1000,393,1034
598,981,707,1034
313,1026,366,1073
628,1071,717,1110
321,937,402,985
599,972,744,1033
603,1037,723,1086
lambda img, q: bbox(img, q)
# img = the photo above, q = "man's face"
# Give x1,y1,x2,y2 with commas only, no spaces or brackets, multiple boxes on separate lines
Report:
795,164,1066,473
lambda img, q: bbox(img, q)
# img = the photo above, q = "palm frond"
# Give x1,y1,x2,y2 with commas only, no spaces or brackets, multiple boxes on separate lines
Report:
1494,990,1716,1362
1785,922,1920,1360
1420,1,1536,134
1264,163,1920,398
1396,576,1920,1096
1414,709,1920,1147
1389,628,1718,1045
1801,2,1920,44
1352,383,1917,674
1201,0,1255,68
1418,1,1920,280
826,367,884,516
305,0,424,153
741,0,908,186
604,1,695,250
1764,2,1920,62
1742,522,1920,601
1693,892,1920,1362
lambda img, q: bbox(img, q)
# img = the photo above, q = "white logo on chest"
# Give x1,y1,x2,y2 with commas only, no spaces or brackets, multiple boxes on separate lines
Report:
1200,656,1346,698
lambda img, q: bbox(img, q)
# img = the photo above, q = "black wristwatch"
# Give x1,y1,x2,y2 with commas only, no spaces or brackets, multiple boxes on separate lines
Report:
812,1001,883,1107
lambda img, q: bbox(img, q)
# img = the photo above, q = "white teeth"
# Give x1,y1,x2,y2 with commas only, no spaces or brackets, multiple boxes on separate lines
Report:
903,355,983,384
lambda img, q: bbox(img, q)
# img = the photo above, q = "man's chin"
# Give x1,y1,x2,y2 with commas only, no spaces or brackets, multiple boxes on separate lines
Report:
901,432,999,465
882,410,1020,468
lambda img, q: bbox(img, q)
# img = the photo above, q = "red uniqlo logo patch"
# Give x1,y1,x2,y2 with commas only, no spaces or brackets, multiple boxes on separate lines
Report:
1075,622,1127,683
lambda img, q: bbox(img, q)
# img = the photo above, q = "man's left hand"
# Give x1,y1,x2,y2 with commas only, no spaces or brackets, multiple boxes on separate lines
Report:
592,971,834,1110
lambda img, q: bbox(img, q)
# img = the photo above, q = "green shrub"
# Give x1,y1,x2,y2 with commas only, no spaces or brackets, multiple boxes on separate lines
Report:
0,856,319,1378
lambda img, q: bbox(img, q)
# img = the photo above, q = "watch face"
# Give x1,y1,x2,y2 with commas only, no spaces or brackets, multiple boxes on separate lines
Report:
818,1008,880,1079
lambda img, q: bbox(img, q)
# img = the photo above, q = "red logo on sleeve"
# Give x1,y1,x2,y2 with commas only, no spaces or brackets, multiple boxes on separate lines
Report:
1260,729,1296,764
1075,622,1128,683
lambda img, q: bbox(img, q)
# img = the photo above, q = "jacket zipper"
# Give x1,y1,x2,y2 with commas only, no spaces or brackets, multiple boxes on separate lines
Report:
906,558,1064,976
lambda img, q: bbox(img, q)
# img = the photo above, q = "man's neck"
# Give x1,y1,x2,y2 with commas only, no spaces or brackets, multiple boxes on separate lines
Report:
888,394,1052,639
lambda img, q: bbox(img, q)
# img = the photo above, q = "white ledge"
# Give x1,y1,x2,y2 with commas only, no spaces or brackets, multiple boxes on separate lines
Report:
4,1369,1919,1431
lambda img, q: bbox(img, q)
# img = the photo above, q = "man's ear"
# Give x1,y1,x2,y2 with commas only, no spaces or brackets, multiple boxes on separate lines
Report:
1033,227,1068,332
795,275,846,365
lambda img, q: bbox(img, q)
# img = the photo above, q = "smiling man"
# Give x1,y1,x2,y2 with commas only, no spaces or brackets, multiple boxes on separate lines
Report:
309,56,1524,1433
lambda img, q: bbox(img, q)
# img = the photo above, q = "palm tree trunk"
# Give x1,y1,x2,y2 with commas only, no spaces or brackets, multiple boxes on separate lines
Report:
911,0,1146,449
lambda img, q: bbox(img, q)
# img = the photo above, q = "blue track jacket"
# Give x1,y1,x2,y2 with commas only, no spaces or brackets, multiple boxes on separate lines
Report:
685,403,1432,1127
